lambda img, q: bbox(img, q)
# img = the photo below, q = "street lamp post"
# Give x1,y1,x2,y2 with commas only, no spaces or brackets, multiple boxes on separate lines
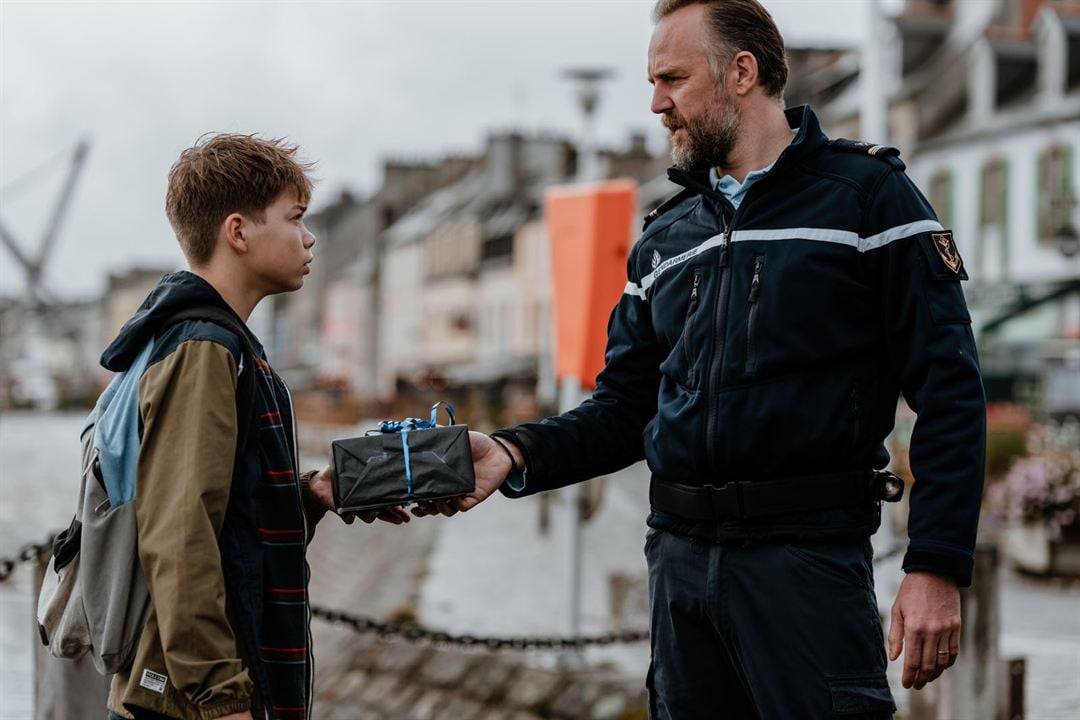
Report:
558,67,615,658
563,68,615,184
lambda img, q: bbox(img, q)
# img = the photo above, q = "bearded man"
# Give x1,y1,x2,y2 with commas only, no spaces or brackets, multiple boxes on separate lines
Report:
416,1,986,717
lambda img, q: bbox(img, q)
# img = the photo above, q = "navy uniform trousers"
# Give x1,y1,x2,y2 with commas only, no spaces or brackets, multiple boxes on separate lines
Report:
645,528,897,719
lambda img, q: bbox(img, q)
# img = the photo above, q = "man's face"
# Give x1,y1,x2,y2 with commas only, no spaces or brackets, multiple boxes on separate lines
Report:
243,191,315,294
648,3,742,170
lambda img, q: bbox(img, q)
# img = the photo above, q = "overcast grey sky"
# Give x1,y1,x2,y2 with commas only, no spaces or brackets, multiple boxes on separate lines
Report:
0,1,890,299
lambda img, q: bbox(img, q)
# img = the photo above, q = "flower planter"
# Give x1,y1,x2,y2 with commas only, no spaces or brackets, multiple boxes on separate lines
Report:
1003,522,1080,576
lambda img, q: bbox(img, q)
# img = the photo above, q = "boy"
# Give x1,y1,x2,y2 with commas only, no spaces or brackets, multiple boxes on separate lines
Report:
101,134,394,720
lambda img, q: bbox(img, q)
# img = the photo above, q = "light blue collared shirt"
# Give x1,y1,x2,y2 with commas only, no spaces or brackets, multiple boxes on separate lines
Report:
709,161,776,209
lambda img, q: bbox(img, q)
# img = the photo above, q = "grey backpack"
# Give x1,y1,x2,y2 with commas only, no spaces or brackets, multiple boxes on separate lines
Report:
36,307,256,674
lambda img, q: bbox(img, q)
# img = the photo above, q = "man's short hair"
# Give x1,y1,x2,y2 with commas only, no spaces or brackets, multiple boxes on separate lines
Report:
166,133,315,266
653,0,788,100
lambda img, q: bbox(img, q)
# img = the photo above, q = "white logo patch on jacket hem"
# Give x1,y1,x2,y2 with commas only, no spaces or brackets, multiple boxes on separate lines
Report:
140,669,167,694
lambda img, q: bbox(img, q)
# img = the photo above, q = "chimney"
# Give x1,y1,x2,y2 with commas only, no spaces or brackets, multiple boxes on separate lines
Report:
968,36,996,124
1033,4,1067,104
485,132,525,197
1019,0,1045,30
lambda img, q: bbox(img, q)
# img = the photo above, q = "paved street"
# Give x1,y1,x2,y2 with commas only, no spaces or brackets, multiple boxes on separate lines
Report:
2,411,1079,719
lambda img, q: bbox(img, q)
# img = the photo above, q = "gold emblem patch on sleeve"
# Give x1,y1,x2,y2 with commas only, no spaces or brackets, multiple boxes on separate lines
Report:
931,232,963,275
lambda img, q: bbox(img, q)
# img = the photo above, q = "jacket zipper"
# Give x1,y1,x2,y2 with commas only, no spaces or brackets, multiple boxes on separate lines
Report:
683,270,702,385
669,151,791,474
705,217,734,471
746,256,765,375
282,378,314,719
850,382,862,453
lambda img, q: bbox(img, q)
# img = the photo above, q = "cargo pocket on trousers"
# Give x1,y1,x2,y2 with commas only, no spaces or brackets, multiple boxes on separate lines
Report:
827,672,895,717
784,540,873,591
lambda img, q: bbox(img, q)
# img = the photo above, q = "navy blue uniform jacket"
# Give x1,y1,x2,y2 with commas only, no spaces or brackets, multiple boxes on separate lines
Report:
496,106,986,587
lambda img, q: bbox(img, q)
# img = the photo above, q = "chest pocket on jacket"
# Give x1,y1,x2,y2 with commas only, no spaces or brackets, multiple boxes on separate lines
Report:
658,267,704,388
681,268,703,385
745,256,766,376
916,232,971,325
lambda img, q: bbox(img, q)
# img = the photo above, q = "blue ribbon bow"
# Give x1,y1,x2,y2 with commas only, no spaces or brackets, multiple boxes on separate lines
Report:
374,402,456,500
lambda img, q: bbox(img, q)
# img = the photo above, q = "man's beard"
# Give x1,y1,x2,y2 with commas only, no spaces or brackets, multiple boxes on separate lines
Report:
666,94,742,171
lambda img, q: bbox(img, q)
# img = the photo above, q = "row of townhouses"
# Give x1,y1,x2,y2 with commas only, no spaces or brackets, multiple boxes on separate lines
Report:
792,0,1079,414
267,132,667,424
2,0,1076,422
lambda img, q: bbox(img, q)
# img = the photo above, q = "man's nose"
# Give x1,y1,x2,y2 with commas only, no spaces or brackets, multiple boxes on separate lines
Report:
651,85,673,115
303,226,316,249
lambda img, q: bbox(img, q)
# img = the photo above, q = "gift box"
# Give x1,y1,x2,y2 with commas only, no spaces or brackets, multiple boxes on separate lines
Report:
331,403,475,512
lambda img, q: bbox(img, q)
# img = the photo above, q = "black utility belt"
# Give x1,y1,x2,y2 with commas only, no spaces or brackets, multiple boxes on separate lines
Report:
649,469,905,523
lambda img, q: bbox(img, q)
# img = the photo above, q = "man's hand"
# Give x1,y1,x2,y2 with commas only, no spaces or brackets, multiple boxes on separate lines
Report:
888,571,961,689
308,467,411,525
412,431,515,518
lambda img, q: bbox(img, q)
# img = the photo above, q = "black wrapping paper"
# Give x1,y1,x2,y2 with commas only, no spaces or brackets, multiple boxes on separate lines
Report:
331,424,476,512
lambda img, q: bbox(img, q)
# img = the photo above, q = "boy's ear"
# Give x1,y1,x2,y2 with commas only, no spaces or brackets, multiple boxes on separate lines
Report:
222,212,248,255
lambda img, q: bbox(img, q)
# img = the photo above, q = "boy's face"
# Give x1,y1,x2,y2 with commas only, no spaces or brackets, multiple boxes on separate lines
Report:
243,191,315,294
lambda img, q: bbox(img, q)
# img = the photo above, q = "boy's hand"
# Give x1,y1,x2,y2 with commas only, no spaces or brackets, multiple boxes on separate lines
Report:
308,467,337,514
308,467,411,525
357,506,411,524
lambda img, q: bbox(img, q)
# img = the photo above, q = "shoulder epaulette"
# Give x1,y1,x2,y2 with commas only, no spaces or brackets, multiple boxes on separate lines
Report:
830,138,905,169
643,188,695,231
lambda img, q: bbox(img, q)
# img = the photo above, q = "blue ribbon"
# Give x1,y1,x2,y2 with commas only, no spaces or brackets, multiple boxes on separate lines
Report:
375,403,455,501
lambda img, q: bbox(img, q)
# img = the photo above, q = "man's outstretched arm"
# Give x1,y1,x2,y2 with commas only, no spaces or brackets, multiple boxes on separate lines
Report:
417,252,665,517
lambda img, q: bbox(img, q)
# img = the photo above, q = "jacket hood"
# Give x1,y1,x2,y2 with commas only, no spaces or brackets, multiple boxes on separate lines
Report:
100,270,259,372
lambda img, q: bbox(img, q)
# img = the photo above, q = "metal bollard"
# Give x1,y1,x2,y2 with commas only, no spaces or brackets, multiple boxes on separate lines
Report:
1003,657,1025,720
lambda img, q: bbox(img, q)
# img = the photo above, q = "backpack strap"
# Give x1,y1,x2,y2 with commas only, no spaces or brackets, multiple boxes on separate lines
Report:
158,307,260,457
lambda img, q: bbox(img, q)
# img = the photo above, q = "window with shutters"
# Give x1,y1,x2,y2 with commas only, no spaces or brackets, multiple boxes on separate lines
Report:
978,157,1010,278
929,169,954,229
1037,144,1076,248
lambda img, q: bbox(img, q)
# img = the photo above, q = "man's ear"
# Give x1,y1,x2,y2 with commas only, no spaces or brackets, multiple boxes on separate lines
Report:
222,212,248,255
731,50,760,97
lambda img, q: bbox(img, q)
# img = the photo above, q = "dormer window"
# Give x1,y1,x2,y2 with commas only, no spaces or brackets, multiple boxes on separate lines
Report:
978,157,1010,279
1037,143,1077,255
929,169,955,229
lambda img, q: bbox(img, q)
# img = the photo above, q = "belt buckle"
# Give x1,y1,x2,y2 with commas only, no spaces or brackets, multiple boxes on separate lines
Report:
708,482,747,520
734,481,748,519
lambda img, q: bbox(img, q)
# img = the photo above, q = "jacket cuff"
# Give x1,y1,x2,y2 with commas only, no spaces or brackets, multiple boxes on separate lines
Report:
902,547,973,587
491,428,538,498
197,699,252,720
299,469,328,528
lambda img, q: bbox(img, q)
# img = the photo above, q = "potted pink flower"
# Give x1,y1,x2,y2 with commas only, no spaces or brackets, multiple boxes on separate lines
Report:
988,421,1080,576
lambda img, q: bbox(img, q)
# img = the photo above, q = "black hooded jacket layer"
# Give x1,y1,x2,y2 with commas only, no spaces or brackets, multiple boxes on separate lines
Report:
101,271,318,720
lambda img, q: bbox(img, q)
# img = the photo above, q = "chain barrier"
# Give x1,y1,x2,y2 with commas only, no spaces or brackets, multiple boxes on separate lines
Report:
1,531,906,650
0,530,648,650
0,533,56,583
311,606,649,650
